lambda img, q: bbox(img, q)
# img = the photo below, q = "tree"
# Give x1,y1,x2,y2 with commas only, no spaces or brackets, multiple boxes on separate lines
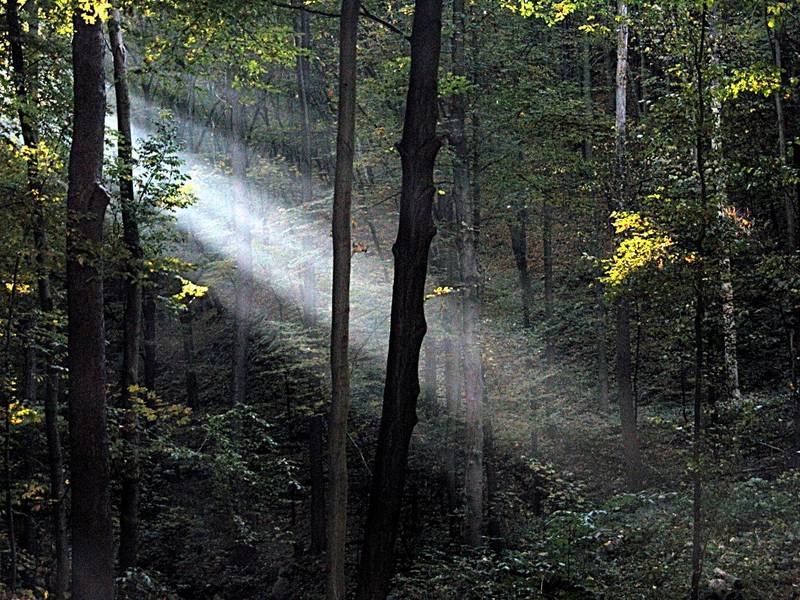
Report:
451,0,484,546
4,1,68,595
328,0,359,594
109,7,142,571
66,8,113,599
296,8,317,325
613,0,643,489
230,79,253,406
356,0,444,594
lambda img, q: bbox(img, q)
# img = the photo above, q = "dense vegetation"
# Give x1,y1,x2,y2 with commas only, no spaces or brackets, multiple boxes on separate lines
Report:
0,0,799,598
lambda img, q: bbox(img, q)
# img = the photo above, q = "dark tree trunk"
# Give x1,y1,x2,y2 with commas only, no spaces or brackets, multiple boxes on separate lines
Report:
309,414,326,556
355,0,443,594
691,8,709,599
180,307,199,408
583,33,610,412
327,0,358,594
143,286,157,391
421,334,438,413
230,83,252,405
66,10,113,599
451,0,484,546
542,195,555,365
109,9,142,571
296,8,317,325
2,257,21,592
509,208,532,329
614,0,643,490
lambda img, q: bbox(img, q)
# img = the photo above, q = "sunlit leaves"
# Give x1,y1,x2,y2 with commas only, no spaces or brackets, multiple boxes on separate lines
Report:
721,66,781,101
172,276,208,304
602,211,676,286
502,0,581,24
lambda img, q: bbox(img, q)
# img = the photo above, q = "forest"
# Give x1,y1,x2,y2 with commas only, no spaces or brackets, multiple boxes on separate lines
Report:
0,0,799,598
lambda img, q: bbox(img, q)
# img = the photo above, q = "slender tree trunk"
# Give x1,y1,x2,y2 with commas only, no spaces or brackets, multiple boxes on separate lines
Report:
2,256,21,592
770,23,794,250
542,195,555,366
327,0,358,594
584,34,610,412
709,6,740,403
451,0,484,546
230,83,252,405
5,2,68,594
20,329,38,576
296,9,318,325
355,0,443,594
109,9,142,571
794,139,800,468
442,320,460,539
691,9,709,598
66,11,113,599
143,286,157,391
309,414,326,555
509,208,532,329
614,0,643,489
421,334,438,412
180,307,198,408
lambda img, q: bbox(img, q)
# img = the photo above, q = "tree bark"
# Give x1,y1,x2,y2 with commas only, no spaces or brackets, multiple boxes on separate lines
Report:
691,8,709,598
143,286,157,391
109,9,142,571
327,0,358,594
309,414,326,555
583,34,610,412
770,22,794,250
296,9,318,325
180,307,198,408
451,0,484,547
230,83,252,406
66,10,114,599
542,195,555,366
421,334,438,413
614,0,643,489
355,0,443,594
5,2,68,594
2,256,21,592
709,6,740,403
509,208,532,329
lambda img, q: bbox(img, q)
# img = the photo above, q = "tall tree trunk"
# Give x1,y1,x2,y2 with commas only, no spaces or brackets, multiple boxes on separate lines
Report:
542,195,555,366
327,0,358,594
691,8,709,598
770,22,794,250
5,2,68,594
794,139,800,468
296,9,318,324
2,256,21,592
509,208,532,329
452,0,484,546
584,34,610,412
421,334,438,412
309,414,326,556
709,6,740,403
180,307,198,408
66,10,113,599
768,16,800,467
614,0,643,489
442,318,460,539
355,0,443,594
109,9,142,571
143,287,157,391
230,83,252,405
